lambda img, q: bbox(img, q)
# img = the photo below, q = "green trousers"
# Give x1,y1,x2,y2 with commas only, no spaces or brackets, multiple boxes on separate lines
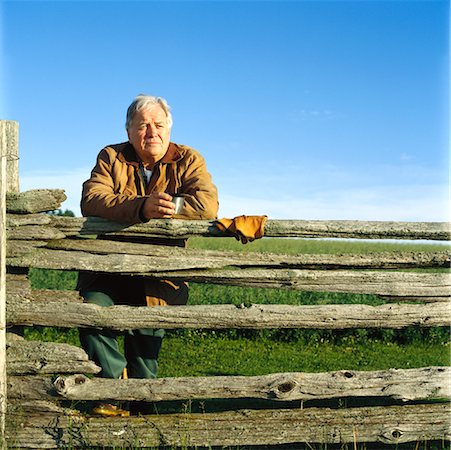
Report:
79,291,164,379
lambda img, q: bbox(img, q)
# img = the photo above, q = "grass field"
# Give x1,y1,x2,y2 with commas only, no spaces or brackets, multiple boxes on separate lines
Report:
188,236,451,254
26,237,450,376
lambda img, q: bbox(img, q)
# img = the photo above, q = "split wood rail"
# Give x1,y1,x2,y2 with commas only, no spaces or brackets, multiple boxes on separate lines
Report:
1,121,450,448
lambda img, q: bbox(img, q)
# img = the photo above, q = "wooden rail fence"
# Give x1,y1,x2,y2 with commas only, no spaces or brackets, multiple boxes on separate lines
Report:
1,121,450,448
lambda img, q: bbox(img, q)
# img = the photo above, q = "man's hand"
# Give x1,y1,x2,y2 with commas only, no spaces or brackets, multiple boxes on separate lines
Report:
142,192,176,219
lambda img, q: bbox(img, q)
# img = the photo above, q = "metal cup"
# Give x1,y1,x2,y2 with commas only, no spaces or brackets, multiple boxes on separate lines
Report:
171,195,185,214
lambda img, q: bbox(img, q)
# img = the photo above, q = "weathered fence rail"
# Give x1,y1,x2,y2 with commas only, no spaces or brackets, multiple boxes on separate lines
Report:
53,366,451,403
7,403,450,448
1,121,450,448
5,203,451,240
6,295,451,330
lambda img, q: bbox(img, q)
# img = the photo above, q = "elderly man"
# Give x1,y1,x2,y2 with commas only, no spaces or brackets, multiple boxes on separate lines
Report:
78,94,218,415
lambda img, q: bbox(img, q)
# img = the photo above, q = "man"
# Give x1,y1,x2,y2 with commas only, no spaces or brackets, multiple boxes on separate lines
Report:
78,94,218,415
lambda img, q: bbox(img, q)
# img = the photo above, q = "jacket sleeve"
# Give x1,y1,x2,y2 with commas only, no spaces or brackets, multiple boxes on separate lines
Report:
81,147,147,224
176,149,219,220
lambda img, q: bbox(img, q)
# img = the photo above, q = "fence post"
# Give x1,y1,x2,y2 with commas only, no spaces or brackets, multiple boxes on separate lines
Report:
0,120,19,448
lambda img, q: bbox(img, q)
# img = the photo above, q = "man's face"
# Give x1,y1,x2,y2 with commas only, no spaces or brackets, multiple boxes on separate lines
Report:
127,105,171,166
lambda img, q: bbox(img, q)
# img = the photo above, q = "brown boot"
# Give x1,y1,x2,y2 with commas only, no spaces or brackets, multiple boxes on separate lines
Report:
92,367,130,416
92,402,130,417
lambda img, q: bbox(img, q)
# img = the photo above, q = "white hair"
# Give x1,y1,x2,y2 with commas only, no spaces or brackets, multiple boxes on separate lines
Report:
125,94,173,130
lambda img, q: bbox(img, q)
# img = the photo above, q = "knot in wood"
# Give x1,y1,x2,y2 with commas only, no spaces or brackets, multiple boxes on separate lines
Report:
381,427,404,443
75,375,86,385
278,381,296,393
391,429,403,439
53,376,65,392
236,302,252,309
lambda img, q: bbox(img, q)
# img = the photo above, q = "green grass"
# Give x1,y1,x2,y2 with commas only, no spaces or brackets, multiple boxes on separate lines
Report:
26,238,450,376
28,267,78,290
188,283,386,306
158,331,450,378
188,236,450,254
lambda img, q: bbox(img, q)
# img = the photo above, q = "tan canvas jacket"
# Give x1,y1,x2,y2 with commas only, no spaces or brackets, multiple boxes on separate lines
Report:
81,141,218,224
78,141,218,306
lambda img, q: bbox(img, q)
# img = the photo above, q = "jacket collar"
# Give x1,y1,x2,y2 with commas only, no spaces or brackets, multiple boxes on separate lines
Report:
117,142,184,167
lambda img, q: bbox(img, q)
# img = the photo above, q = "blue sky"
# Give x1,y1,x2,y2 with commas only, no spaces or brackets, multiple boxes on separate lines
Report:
2,0,449,221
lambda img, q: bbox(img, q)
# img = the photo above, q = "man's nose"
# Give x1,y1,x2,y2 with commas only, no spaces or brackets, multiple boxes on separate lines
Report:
146,123,157,136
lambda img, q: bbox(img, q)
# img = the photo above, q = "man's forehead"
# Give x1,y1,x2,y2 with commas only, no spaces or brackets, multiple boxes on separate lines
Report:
136,106,166,121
